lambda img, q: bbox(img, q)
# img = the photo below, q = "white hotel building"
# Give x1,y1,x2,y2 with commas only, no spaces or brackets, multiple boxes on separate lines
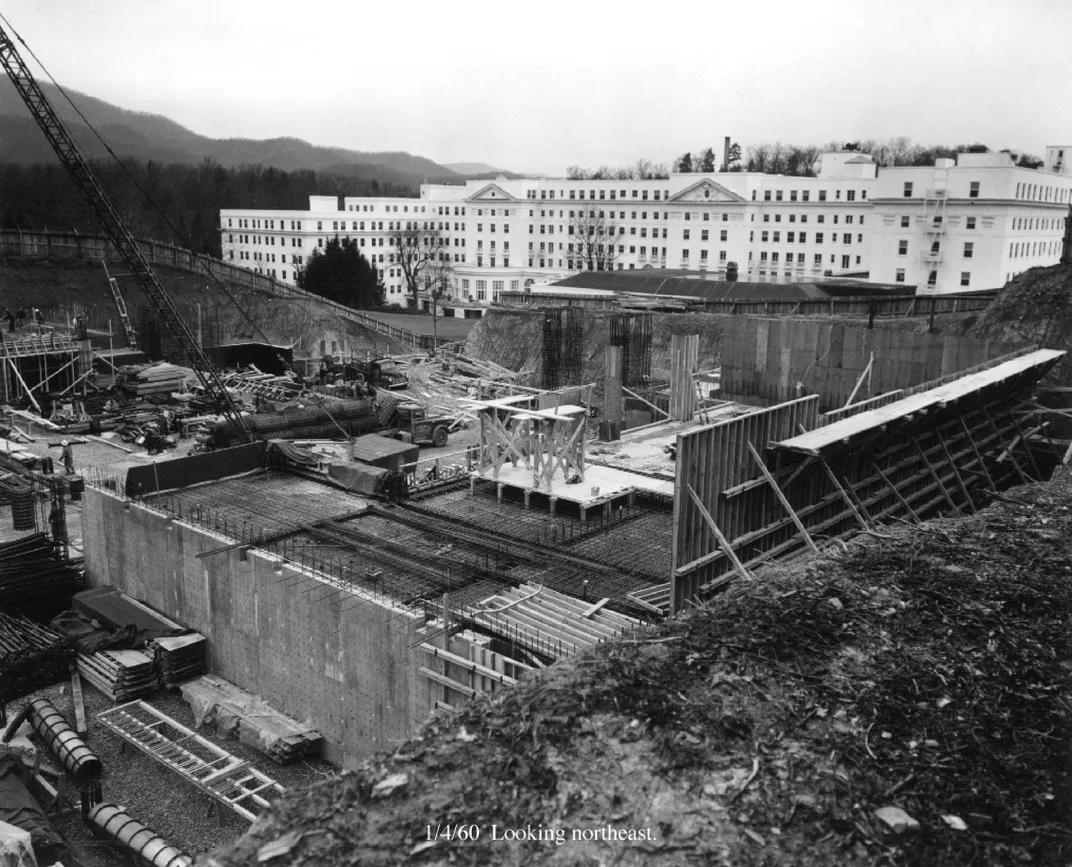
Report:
219,146,1071,307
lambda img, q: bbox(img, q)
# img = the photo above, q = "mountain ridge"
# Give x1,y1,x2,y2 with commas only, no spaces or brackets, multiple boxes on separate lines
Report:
0,77,511,185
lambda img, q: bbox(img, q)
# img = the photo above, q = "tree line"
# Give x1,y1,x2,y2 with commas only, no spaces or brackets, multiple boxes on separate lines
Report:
0,158,416,259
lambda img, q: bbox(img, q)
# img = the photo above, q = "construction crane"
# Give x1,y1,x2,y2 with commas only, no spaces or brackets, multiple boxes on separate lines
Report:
101,260,138,349
0,23,251,442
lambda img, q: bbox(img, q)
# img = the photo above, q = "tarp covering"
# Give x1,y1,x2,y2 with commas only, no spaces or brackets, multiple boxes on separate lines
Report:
0,757,73,867
326,462,390,495
0,820,36,867
70,586,184,646
125,441,265,497
266,440,320,468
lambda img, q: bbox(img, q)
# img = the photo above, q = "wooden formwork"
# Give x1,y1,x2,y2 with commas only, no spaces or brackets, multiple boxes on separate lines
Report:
671,349,1065,613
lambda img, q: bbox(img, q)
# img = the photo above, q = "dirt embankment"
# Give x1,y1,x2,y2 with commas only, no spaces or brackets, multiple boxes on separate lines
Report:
0,256,408,358
964,263,1072,384
464,309,726,393
202,470,1072,867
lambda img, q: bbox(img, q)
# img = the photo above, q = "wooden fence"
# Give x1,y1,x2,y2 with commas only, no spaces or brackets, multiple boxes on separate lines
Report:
719,318,1021,412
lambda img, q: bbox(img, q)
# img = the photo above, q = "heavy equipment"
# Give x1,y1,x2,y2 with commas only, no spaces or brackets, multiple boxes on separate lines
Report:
0,22,250,442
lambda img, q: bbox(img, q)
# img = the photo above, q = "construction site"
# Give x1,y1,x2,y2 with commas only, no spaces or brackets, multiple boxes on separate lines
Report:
1,21,1071,867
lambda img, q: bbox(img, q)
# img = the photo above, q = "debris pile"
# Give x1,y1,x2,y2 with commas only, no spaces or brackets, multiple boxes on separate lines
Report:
0,614,72,709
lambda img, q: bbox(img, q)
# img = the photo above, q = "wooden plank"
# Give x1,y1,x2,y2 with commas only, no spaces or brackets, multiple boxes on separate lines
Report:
747,442,818,552
686,484,751,581
418,666,478,698
70,670,87,735
818,456,869,529
580,598,609,619
914,440,961,515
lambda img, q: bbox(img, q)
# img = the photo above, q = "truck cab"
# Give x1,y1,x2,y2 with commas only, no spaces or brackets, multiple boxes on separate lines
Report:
394,404,450,448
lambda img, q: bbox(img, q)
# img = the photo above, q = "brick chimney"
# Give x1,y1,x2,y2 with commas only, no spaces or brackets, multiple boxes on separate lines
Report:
723,136,731,172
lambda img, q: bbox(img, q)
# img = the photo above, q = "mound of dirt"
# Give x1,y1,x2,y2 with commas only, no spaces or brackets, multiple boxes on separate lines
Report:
966,264,1072,382
202,470,1072,867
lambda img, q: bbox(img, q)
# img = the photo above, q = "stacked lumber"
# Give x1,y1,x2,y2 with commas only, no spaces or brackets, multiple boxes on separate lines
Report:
118,362,189,397
150,633,206,687
77,649,158,701
181,674,322,764
0,534,81,621
0,613,72,702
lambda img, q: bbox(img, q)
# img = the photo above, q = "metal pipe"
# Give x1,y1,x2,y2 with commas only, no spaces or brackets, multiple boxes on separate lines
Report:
23,699,102,786
87,803,192,867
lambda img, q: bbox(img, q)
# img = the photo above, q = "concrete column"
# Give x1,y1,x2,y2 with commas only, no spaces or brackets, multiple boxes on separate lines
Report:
601,345,623,441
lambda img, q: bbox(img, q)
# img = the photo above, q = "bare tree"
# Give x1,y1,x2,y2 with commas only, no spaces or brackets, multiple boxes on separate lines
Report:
568,204,619,271
388,219,450,310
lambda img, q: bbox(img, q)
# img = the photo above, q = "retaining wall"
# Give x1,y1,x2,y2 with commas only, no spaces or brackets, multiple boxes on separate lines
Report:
81,486,433,767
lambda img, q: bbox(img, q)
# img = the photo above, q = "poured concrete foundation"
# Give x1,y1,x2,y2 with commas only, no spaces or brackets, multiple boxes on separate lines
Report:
82,486,433,767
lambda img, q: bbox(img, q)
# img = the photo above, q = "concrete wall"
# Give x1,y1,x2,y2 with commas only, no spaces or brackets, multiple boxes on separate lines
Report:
82,487,433,767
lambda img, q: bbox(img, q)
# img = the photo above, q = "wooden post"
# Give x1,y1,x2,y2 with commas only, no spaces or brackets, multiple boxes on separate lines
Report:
959,416,996,490
747,442,818,552
983,408,1031,484
870,460,921,522
915,440,961,515
686,484,751,581
669,334,699,421
818,456,869,529
936,430,977,514
602,345,622,441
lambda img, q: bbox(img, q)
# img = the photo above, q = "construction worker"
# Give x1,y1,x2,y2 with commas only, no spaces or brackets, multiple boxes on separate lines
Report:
14,306,25,329
2,309,13,332
60,439,74,474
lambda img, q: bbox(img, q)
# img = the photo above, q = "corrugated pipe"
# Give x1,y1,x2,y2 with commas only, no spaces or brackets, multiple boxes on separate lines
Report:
2,698,103,812
87,803,192,867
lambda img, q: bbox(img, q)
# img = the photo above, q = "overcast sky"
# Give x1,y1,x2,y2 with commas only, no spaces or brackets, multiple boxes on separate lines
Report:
3,0,1070,175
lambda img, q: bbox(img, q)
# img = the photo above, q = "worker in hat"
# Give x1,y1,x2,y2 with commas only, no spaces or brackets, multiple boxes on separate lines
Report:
60,439,74,475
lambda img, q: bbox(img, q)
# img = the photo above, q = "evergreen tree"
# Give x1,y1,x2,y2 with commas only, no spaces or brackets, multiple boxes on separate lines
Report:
296,236,384,308
699,147,716,173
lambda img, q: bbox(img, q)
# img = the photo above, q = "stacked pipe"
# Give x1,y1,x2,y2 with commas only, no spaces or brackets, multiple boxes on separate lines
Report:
211,397,379,443
0,613,72,723
3,698,102,813
0,534,81,620
86,804,192,867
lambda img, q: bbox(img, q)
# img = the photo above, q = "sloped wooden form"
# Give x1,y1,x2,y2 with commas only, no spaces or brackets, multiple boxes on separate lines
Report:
671,349,1065,613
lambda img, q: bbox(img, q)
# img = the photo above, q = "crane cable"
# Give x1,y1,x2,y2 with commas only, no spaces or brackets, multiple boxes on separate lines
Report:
0,12,273,348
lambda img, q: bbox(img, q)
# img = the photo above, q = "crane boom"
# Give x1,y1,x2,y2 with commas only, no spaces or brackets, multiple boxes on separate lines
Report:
0,24,250,441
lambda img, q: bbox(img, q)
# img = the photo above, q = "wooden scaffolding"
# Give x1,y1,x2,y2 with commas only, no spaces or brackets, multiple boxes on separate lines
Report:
0,333,82,411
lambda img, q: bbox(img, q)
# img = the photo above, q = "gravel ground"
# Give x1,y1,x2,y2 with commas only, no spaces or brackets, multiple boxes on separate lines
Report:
15,680,338,867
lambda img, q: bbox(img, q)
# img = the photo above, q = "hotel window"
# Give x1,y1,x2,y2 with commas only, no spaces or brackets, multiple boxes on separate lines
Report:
799,232,807,243
816,232,824,243
802,191,810,202
764,191,771,201
700,250,708,262
900,216,910,228
969,181,980,199
847,190,856,201
773,232,780,242
818,190,827,202
966,217,976,230
683,229,690,240
701,230,709,241
775,191,783,201
961,271,971,287
814,254,822,265
761,231,769,242
895,268,905,283
787,232,795,242
790,191,798,202
720,230,727,241
964,242,974,258
898,240,908,256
